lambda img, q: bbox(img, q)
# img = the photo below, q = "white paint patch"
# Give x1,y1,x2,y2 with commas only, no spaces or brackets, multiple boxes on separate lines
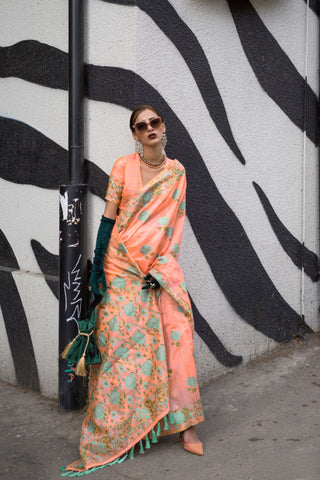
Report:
59,191,68,221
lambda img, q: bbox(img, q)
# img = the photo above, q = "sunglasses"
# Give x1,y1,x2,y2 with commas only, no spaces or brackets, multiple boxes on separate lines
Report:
134,117,162,133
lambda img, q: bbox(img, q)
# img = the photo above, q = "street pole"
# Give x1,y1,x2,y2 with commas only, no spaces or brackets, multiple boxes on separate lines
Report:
59,0,87,410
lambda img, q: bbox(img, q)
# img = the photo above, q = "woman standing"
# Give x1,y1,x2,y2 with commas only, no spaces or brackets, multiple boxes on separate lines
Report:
64,105,204,475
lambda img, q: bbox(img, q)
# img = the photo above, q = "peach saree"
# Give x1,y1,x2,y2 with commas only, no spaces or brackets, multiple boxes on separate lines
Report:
65,154,204,475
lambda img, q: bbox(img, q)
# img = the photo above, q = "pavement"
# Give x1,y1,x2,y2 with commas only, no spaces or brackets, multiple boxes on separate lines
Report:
1,333,320,480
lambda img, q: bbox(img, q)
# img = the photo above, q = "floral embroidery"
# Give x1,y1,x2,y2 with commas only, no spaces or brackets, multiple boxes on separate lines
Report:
105,175,123,203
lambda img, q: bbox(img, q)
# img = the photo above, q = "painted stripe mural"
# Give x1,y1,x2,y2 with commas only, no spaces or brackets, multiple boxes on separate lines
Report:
0,0,318,396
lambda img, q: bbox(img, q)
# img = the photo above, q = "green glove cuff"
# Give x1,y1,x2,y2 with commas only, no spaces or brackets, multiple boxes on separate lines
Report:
89,216,115,295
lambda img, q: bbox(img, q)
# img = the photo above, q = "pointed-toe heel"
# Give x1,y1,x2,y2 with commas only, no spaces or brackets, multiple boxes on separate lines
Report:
183,442,204,456
178,431,204,456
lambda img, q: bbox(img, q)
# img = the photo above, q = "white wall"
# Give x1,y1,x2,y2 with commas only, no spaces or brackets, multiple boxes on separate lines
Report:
0,0,319,396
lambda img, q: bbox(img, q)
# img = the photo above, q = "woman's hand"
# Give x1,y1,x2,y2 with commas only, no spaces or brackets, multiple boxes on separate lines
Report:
142,274,160,290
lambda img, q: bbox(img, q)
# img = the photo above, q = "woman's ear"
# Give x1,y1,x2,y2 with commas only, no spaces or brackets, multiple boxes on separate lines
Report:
132,130,139,142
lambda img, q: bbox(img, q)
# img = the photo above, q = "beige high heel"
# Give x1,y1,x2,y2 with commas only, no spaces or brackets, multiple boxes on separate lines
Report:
179,430,204,456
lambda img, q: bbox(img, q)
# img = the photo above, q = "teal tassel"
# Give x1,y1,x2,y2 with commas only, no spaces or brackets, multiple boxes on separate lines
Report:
60,452,128,477
145,434,151,449
139,439,145,454
151,428,158,443
156,421,161,436
168,411,174,424
129,445,135,460
118,453,128,464
85,467,99,474
163,414,169,431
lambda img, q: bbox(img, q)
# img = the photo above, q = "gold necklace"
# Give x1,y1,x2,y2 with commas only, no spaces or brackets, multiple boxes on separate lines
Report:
139,153,166,169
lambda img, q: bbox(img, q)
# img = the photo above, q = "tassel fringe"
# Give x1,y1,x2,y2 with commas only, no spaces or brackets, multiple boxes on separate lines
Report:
75,355,87,377
139,439,144,454
129,445,135,460
61,412,177,477
151,428,157,444
145,433,151,449
60,336,78,359
61,331,94,378
60,454,128,477
74,332,92,377
163,414,169,430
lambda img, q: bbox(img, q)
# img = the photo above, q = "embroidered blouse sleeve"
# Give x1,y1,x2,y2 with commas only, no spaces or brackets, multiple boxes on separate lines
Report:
105,157,126,203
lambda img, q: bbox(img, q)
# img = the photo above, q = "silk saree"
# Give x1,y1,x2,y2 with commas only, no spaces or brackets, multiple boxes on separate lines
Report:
65,153,204,474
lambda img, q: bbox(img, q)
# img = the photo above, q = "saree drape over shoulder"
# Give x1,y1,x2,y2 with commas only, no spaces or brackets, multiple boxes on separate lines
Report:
66,153,204,473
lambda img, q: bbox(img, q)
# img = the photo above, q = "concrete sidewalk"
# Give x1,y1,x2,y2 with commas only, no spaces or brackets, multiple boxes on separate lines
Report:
1,334,320,480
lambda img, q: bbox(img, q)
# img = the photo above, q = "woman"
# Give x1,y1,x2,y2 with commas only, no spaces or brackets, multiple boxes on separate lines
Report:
64,105,205,475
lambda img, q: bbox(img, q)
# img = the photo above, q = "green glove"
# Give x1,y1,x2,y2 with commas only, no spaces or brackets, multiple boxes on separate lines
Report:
89,216,115,296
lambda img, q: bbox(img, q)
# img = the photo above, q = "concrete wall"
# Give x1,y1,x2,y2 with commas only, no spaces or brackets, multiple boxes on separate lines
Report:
0,0,319,398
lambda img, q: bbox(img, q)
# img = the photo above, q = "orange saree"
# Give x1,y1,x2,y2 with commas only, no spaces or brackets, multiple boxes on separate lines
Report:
65,153,204,475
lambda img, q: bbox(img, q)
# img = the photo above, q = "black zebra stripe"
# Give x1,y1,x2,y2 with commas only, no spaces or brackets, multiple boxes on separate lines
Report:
0,117,108,198
31,240,59,299
0,230,40,392
228,0,319,145
190,297,243,367
253,182,319,282
303,0,319,15
0,40,67,90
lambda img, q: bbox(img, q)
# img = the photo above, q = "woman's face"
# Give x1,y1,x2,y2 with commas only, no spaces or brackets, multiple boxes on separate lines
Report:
132,109,165,148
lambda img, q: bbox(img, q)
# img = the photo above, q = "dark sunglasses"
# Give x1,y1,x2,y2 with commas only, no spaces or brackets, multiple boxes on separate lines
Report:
134,117,162,133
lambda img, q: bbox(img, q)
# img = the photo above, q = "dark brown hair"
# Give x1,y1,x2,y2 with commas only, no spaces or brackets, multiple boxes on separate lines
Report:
130,105,163,131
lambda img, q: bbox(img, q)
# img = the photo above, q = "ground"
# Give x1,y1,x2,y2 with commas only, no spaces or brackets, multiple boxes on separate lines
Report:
1,333,319,480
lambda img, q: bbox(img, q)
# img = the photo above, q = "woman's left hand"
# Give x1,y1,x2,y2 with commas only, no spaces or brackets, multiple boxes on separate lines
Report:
142,274,160,290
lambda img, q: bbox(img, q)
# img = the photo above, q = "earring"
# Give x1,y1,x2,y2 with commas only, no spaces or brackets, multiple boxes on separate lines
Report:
135,140,144,156
161,133,167,149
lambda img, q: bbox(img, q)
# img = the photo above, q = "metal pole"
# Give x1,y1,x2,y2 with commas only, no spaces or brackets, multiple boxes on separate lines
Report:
69,0,84,185
59,0,87,411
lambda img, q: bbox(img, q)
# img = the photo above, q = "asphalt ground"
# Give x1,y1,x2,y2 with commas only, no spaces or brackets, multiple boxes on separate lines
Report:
1,333,320,480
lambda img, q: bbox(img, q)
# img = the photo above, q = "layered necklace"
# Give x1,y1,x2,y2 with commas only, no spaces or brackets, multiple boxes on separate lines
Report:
138,153,166,169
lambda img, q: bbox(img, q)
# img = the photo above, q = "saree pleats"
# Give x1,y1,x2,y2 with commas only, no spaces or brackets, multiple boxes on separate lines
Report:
66,155,204,473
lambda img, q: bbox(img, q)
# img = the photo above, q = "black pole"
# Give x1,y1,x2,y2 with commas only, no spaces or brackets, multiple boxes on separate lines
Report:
59,0,87,411
69,0,84,184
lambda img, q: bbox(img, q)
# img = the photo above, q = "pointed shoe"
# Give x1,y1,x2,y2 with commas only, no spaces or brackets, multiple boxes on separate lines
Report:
179,432,204,456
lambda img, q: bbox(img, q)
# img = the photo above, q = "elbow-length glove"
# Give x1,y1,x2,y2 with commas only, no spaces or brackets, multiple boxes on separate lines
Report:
89,216,115,296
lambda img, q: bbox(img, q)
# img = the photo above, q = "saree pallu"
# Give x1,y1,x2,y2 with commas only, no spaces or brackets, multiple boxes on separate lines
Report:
66,155,204,473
